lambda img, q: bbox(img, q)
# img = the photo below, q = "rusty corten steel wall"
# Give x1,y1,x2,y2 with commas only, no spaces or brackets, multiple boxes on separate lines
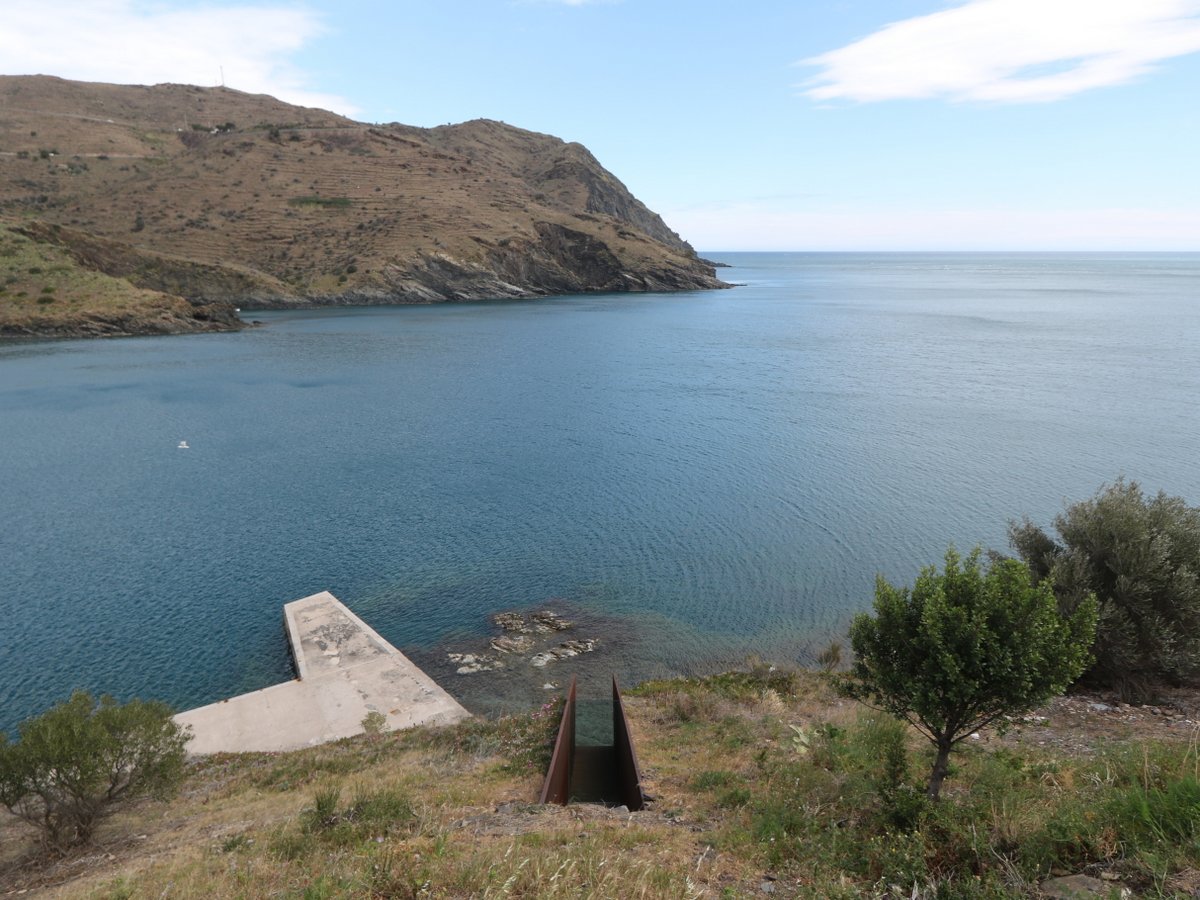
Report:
538,675,577,805
612,676,646,811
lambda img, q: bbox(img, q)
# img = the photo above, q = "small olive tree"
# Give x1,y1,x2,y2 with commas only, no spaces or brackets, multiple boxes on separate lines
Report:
1010,478,1200,700
843,547,1096,799
0,691,190,852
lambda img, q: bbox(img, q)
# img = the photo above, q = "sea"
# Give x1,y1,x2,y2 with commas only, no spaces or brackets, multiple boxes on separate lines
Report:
2,252,1198,732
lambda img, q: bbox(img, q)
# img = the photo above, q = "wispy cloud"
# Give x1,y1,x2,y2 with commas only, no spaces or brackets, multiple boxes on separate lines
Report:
801,0,1200,103
0,1,355,114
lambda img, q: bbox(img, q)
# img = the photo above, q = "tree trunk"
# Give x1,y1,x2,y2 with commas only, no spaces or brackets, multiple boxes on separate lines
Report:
926,740,953,800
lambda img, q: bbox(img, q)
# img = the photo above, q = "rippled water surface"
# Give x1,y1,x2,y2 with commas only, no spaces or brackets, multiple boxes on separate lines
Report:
3,252,1198,729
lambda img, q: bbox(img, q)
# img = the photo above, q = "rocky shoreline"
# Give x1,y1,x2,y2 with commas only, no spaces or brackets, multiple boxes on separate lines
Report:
447,609,600,676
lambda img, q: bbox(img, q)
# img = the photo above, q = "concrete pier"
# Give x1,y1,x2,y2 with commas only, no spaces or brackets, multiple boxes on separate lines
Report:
175,591,469,754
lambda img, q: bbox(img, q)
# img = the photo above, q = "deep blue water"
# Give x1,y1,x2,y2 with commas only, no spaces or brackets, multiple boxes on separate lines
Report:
2,252,1198,730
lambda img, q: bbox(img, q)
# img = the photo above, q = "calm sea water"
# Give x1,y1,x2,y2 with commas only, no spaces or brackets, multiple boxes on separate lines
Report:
2,252,1198,730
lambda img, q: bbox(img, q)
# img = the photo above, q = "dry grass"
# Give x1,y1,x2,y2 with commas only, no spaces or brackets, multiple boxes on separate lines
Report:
4,668,1200,898
0,669,837,898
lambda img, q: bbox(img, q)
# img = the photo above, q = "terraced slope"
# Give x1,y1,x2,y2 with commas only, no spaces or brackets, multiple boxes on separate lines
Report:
0,75,723,328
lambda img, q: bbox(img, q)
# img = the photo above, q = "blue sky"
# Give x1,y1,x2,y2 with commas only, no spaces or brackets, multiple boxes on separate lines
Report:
4,0,1200,250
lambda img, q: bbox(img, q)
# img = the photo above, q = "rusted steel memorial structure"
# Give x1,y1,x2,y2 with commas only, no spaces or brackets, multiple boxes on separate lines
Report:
539,675,645,810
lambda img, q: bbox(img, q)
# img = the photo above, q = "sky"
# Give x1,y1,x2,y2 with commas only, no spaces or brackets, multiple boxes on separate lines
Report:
3,0,1200,250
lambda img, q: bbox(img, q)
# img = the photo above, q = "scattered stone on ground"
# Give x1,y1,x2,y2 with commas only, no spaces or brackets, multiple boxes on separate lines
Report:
994,687,1200,753
1040,873,1131,899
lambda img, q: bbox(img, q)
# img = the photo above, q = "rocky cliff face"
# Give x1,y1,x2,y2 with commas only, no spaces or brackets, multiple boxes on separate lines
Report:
0,76,725,335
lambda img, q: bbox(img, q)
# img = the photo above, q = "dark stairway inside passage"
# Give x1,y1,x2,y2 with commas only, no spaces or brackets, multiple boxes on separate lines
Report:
539,675,645,810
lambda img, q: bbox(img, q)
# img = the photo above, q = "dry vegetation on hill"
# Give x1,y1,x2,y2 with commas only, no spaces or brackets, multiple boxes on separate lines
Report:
0,76,724,337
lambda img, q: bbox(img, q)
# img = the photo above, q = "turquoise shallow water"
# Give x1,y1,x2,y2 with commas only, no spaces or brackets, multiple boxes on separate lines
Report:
2,252,1198,730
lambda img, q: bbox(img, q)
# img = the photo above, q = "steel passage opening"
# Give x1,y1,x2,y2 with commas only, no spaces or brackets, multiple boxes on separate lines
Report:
538,675,645,810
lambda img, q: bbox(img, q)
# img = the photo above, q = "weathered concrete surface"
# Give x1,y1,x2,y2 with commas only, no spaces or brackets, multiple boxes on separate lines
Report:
175,591,469,754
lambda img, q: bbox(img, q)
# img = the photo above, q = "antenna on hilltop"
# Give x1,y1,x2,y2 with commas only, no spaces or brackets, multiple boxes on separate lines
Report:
219,66,225,88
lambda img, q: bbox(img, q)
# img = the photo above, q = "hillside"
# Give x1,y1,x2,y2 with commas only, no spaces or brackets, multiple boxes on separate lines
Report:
0,76,724,337
3,668,1199,898
0,220,243,337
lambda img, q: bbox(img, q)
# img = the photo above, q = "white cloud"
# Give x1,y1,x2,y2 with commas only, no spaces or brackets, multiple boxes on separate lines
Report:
801,0,1200,103
0,0,355,114
666,202,1200,251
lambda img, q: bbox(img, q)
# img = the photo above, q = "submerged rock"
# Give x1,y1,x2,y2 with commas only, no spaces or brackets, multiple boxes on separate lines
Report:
492,609,573,636
530,639,598,667
447,652,503,675
531,610,572,632
490,635,533,654
493,612,532,634
455,607,598,673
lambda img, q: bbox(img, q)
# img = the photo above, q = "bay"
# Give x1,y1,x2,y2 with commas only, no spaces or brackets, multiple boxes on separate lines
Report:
2,252,1198,730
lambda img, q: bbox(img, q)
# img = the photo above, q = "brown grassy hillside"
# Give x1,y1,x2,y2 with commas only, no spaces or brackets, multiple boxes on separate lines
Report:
0,75,723,328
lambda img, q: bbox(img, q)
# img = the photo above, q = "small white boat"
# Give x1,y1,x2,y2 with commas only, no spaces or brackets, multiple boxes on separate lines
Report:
178,441,190,449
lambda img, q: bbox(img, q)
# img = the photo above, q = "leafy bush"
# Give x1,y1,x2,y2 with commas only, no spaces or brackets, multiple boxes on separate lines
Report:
0,691,189,851
843,547,1096,798
1010,479,1200,700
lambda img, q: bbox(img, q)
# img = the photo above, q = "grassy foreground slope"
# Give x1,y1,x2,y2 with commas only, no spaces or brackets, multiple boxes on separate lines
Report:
2,669,1199,898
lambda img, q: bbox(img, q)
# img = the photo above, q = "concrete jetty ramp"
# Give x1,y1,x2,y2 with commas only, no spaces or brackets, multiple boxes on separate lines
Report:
176,591,469,754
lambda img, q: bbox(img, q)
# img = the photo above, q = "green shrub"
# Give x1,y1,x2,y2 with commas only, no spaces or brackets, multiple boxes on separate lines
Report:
1011,479,1200,700
0,691,189,851
843,546,1096,798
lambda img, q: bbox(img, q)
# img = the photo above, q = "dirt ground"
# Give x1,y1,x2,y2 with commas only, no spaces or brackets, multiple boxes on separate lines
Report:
998,687,1200,754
